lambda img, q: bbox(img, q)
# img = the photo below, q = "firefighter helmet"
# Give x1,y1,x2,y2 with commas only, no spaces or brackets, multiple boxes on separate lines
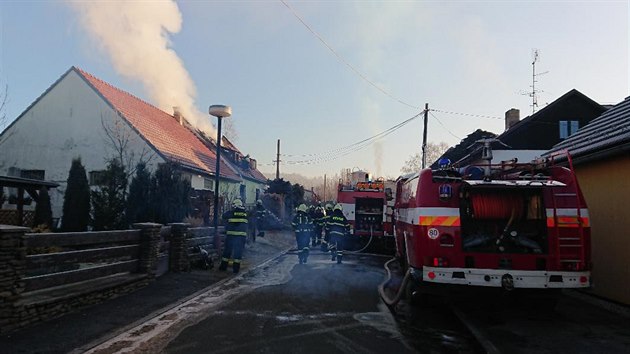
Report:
256,199,263,206
325,203,333,210
297,204,308,213
232,199,243,208
334,203,343,211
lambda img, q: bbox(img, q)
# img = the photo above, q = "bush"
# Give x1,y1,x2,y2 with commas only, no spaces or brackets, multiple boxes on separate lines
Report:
151,163,191,224
127,162,152,224
33,186,53,229
92,159,127,231
61,158,91,231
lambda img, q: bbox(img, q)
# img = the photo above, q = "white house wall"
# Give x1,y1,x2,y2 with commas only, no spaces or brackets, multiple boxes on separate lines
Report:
0,70,163,219
242,178,265,206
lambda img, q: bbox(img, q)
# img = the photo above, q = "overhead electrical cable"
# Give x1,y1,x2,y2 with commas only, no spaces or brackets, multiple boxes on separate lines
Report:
280,110,425,166
282,110,424,159
429,110,461,140
280,0,420,110
430,108,502,120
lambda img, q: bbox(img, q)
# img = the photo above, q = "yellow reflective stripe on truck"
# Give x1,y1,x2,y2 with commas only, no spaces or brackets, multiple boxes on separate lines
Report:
419,216,461,226
546,216,590,228
546,208,590,228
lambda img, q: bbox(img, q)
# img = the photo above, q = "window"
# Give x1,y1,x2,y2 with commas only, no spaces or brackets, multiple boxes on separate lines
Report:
559,120,579,139
203,178,214,190
20,169,45,180
89,170,106,186
240,184,246,202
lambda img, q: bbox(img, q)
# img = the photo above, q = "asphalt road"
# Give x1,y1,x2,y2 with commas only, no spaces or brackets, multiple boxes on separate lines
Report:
451,291,630,354
62,233,630,354
164,252,479,354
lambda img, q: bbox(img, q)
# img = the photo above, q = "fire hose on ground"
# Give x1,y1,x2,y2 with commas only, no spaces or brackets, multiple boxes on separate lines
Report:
378,257,413,308
346,225,375,253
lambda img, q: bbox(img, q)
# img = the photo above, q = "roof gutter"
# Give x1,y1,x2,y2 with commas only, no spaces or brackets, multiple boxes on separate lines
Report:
570,141,630,166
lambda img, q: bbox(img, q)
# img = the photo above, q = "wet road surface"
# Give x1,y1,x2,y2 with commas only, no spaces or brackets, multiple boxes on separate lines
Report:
165,252,479,354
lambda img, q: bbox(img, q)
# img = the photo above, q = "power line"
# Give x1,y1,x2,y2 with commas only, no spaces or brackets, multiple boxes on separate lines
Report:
283,111,423,159
430,108,502,120
429,111,461,140
280,0,420,110
279,110,425,166
284,111,424,165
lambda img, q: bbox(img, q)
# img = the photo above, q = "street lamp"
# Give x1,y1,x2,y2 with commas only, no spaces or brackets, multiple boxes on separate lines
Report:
209,104,232,252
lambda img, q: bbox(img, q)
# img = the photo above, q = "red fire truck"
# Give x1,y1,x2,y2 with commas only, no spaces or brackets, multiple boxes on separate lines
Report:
337,171,395,240
394,151,591,293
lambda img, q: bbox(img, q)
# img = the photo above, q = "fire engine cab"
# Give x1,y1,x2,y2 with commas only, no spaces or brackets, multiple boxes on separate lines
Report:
394,152,591,292
337,170,395,239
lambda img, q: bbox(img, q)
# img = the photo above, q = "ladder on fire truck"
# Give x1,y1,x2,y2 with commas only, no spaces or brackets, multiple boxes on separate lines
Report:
549,151,586,270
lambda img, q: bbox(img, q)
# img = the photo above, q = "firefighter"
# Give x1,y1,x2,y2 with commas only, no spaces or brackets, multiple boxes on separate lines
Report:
321,203,334,252
292,204,313,264
312,205,326,247
253,199,267,239
218,199,249,274
325,203,350,264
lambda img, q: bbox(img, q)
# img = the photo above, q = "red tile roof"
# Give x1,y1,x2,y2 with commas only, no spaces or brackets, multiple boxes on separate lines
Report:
221,137,267,182
74,67,240,181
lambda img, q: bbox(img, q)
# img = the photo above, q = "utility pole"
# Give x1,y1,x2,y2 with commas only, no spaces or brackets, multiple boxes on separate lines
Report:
422,103,429,169
275,139,281,180
323,174,327,202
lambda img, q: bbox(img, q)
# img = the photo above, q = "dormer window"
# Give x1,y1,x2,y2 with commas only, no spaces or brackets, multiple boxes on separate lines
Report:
559,120,579,139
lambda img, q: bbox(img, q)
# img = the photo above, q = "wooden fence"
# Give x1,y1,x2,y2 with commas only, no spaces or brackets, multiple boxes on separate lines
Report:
23,230,143,292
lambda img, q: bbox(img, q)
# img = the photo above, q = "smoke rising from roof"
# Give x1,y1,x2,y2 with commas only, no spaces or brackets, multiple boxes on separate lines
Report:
69,1,216,137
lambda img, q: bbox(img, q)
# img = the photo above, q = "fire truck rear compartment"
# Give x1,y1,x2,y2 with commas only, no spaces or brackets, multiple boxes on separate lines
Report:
460,187,547,254
354,198,384,234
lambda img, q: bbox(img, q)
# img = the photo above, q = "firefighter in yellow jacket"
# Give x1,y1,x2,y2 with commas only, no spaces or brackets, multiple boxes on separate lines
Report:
219,199,249,273
325,203,351,264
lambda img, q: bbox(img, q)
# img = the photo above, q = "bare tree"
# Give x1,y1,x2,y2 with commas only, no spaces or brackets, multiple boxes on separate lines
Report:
222,118,239,143
312,172,341,203
101,115,156,176
400,141,450,174
0,84,15,148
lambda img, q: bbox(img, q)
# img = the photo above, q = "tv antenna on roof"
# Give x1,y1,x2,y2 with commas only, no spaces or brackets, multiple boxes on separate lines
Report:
521,49,549,114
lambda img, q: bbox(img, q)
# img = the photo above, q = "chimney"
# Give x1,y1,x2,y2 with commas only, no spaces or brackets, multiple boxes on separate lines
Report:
173,106,183,125
505,108,520,130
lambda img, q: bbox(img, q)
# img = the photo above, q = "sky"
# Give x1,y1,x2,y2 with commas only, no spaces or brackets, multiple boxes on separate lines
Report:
0,0,628,180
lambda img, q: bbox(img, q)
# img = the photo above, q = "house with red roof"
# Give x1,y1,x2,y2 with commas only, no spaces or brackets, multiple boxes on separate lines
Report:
0,66,267,223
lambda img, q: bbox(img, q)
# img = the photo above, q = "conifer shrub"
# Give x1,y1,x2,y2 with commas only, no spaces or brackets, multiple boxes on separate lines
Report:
61,158,91,231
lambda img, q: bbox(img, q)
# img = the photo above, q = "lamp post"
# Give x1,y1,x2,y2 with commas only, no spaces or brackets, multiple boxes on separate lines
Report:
209,104,232,252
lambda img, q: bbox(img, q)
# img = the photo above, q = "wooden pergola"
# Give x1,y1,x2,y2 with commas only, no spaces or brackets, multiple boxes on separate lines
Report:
0,176,59,226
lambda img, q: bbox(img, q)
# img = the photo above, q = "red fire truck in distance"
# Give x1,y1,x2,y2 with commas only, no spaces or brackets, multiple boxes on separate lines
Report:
394,153,591,293
337,171,395,240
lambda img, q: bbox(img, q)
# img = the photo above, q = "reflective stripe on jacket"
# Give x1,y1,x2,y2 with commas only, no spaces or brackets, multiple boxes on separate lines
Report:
325,212,350,237
223,208,249,236
292,212,314,234
313,210,326,227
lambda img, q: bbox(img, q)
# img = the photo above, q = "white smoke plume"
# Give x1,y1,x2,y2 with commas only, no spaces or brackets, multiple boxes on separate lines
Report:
68,1,216,137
